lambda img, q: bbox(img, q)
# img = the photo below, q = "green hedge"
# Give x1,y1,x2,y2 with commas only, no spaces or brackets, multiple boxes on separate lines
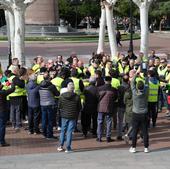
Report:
0,33,140,42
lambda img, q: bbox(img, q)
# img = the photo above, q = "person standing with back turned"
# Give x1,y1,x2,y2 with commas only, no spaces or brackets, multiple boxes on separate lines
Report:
129,69,149,153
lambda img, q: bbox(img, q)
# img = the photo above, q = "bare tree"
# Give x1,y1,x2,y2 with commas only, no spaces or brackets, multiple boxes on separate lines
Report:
97,0,118,61
133,0,153,58
0,0,37,65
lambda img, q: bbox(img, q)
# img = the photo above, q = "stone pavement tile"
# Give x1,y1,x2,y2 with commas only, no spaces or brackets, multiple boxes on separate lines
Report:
1,149,170,169
0,111,170,157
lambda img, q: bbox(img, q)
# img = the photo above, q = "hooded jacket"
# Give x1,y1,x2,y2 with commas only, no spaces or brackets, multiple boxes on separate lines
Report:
26,80,40,108
39,80,59,106
58,92,81,119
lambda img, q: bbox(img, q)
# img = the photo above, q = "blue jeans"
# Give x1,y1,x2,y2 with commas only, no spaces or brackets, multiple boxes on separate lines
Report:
159,87,167,110
0,113,8,144
97,112,112,139
60,118,76,150
41,105,55,138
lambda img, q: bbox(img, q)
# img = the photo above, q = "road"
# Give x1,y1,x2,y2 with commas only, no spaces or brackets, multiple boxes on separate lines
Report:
0,32,170,69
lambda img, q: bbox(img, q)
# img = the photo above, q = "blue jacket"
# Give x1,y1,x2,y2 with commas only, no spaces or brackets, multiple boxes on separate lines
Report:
26,80,40,108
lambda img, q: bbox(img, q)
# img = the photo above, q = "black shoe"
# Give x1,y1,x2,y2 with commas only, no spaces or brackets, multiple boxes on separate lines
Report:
96,138,102,142
46,136,58,140
152,123,156,128
117,136,123,141
34,131,41,135
106,137,115,143
92,134,97,138
74,128,81,133
0,143,10,147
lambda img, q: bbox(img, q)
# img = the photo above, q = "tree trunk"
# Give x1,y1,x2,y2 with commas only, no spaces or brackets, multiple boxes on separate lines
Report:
7,11,15,58
140,6,149,58
105,5,118,61
14,7,25,66
97,7,106,54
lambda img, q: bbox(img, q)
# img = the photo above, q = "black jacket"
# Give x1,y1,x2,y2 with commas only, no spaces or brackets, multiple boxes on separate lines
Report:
58,92,81,119
83,85,98,113
0,85,15,114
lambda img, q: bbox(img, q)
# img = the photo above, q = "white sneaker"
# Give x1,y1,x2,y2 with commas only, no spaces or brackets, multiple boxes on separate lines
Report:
129,147,136,153
65,149,73,153
57,127,61,131
57,146,64,152
124,134,129,144
144,148,150,153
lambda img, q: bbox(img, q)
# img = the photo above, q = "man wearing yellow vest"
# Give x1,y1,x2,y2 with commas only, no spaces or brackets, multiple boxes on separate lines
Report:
117,57,130,77
70,69,84,95
157,58,167,112
148,70,159,128
37,67,48,85
103,61,115,77
9,67,26,131
70,69,84,132
51,70,65,130
88,60,101,77
110,69,120,129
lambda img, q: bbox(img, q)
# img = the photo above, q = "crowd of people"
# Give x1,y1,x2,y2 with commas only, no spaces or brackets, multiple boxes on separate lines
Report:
0,49,169,153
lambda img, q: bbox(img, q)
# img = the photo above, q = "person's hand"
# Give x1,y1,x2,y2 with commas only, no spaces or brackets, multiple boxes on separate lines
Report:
136,66,141,75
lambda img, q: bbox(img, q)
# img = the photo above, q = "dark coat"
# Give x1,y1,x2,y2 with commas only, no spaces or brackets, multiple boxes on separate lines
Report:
26,80,40,108
0,85,15,114
124,88,133,123
83,84,98,113
58,92,81,120
98,84,118,113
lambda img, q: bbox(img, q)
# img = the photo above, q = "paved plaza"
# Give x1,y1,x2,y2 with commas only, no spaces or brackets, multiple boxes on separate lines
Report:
0,32,170,168
0,111,170,169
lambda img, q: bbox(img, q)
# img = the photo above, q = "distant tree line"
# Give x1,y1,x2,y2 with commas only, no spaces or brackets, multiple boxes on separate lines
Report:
59,0,170,29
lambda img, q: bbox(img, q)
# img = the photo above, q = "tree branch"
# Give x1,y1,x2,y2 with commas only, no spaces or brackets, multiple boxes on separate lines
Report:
132,0,141,7
24,0,36,5
0,0,13,7
105,0,117,6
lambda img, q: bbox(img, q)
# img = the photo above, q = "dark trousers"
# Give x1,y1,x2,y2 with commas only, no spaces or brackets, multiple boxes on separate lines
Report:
28,106,40,133
0,113,7,144
41,105,55,138
148,102,157,127
81,110,97,136
132,113,149,148
158,87,167,111
112,103,118,129
21,96,28,121
10,104,21,128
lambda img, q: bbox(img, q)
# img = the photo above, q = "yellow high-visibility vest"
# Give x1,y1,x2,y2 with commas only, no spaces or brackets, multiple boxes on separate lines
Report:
148,81,159,102
157,66,167,77
32,64,40,73
71,77,81,95
51,77,64,92
111,78,120,89
118,63,129,74
37,74,44,84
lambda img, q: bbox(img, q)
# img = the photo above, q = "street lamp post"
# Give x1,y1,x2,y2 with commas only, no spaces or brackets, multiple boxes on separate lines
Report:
129,0,133,52
71,0,82,29
75,3,78,29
